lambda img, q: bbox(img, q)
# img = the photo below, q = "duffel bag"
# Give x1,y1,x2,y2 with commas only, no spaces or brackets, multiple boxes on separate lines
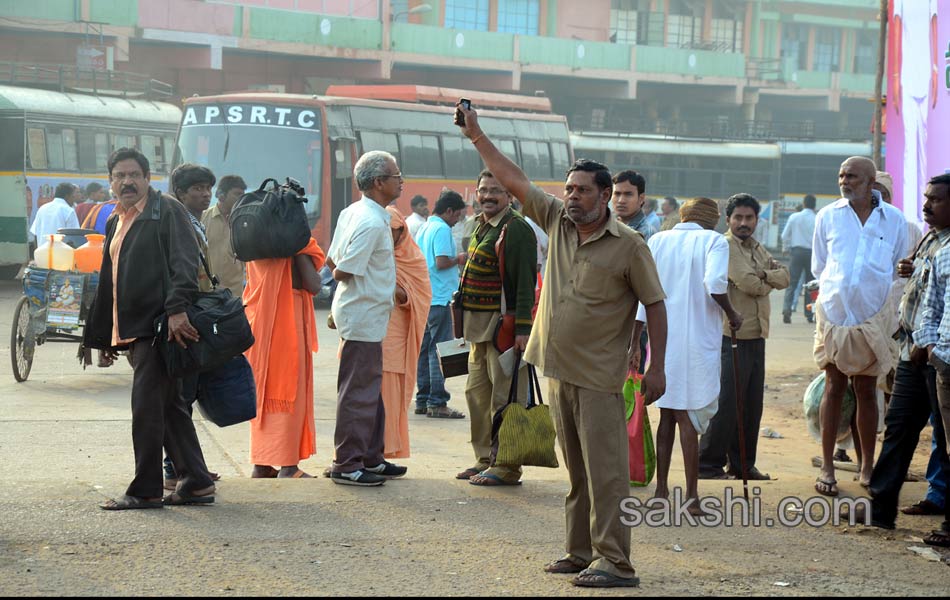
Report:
230,177,310,261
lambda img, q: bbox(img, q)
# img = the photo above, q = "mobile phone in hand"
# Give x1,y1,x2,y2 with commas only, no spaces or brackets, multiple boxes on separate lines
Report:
454,98,471,126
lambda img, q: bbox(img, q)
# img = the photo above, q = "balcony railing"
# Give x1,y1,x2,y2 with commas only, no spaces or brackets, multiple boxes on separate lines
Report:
0,62,174,99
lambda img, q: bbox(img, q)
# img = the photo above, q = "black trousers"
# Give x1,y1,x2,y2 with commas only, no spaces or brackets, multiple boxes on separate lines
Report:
699,337,765,475
783,247,813,319
127,338,213,498
871,360,950,529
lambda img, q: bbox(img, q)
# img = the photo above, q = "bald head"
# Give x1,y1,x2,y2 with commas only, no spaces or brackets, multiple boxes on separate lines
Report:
839,156,877,204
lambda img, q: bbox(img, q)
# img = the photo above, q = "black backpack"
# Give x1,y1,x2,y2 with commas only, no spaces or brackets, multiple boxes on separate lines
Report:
230,177,311,261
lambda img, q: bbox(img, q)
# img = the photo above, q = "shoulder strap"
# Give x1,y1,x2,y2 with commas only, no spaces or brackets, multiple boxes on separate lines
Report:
494,210,515,315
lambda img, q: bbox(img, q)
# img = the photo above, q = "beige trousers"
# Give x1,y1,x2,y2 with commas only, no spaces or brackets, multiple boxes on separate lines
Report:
464,341,526,481
549,378,636,579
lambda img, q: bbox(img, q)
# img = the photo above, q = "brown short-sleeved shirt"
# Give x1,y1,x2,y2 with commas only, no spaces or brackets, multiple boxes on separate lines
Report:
520,184,665,393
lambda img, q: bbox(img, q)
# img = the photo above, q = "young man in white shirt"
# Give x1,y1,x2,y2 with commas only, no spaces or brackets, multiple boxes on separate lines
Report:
326,150,405,487
30,182,81,242
406,194,429,239
812,157,908,496
781,194,817,323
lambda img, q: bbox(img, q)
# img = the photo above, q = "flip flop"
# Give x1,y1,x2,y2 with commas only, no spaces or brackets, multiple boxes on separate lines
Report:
455,467,481,480
277,469,313,479
571,568,640,588
543,558,589,574
815,477,838,497
163,490,215,506
469,473,522,486
100,495,164,511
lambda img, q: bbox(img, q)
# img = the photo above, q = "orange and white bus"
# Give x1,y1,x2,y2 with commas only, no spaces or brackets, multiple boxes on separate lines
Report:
173,85,572,249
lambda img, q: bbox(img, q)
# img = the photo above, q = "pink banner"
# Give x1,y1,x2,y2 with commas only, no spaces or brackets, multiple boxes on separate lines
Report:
886,0,950,224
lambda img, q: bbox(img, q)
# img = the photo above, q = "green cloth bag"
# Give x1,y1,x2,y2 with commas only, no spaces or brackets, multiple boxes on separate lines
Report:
490,355,559,469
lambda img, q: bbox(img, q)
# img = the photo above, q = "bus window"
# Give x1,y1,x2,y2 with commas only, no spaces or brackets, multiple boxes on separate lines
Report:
442,136,467,178
400,133,442,177
140,134,165,174
27,128,48,169
498,139,518,165
112,134,137,152
46,128,78,171
520,141,545,180
163,137,175,174
537,142,552,180
95,133,110,171
359,131,400,165
77,129,97,172
551,142,570,176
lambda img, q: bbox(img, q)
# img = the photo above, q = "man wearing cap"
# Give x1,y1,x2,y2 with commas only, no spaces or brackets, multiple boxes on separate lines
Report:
633,197,742,514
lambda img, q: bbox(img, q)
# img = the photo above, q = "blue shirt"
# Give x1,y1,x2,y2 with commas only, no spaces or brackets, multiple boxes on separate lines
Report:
416,215,458,305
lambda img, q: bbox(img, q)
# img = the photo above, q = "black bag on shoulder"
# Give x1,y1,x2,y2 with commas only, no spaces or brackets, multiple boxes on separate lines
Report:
154,238,255,378
230,177,311,261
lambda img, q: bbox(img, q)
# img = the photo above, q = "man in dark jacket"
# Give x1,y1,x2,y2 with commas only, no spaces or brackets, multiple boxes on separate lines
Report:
84,147,215,510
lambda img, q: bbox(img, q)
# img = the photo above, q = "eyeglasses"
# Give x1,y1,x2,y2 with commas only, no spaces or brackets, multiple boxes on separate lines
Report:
377,173,403,181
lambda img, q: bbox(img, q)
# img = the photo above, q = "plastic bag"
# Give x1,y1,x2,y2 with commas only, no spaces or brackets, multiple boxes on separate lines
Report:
624,373,655,486
803,371,856,448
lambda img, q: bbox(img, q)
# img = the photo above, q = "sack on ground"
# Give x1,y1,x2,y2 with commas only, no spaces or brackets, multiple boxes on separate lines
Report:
196,354,257,427
490,356,558,468
230,177,310,261
803,371,856,448
624,373,656,486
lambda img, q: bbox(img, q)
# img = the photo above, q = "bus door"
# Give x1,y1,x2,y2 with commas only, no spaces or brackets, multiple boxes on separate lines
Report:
330,138,355,236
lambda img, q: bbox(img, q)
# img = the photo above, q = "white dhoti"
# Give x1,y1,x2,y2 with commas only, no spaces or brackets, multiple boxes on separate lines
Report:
813,298,898,378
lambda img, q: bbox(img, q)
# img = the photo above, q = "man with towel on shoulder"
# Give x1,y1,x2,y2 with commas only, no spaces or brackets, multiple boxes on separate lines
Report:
633,197,742,515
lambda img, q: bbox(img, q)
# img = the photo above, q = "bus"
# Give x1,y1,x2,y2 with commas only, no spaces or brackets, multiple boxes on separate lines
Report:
571,131,870,249
173,86,572,249
0,84,181,275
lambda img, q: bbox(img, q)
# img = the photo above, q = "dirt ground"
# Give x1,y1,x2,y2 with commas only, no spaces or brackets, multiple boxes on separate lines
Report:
1,282,949,596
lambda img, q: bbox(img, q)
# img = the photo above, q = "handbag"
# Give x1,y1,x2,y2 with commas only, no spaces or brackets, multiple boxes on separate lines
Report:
195,354,257,427
624,372,656,486
154,227,255,378
489,354,559,468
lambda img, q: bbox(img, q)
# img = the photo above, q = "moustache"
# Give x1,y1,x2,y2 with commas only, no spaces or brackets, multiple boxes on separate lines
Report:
121,185,137,193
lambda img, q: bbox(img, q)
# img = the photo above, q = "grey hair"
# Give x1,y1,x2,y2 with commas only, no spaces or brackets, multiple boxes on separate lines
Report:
354,151,397,192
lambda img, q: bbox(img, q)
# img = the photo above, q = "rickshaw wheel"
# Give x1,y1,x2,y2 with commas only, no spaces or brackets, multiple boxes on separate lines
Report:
11,296,35,382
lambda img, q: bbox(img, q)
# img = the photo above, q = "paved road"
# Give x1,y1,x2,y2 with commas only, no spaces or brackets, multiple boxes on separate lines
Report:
1,280,948,595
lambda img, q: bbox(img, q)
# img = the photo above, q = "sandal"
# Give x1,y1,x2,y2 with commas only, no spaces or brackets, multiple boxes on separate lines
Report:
456,467,482,480
277,468,312,479
923,530,950,548
100,495,164,511
571,568,640,588
901,500,944,516
426,406,466,419
815,477,838,497
469,473,522,486
544,557,589,574
163,488,215,506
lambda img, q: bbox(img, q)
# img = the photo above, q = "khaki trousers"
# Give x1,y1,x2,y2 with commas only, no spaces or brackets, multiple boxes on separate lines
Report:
549,379,636,578
464,341,526,481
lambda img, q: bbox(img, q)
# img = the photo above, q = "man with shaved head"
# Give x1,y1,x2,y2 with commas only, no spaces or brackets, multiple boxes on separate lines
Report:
812,157,908,497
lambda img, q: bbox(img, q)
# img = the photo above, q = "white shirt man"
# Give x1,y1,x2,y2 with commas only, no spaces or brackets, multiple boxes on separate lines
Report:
30,192,80,242
812,189,908,327
636,221,730,432
781,206,816,252
328,196,396,343
407,211,427,239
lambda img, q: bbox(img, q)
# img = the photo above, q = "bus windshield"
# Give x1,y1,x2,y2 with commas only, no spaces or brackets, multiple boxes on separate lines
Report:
175,103,323,218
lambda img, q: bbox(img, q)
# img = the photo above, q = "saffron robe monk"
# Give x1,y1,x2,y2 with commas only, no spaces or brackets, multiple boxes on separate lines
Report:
245,238,326,479
382,207,432,458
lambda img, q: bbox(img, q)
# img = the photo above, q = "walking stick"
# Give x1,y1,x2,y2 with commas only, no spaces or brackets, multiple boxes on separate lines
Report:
730,327,750,501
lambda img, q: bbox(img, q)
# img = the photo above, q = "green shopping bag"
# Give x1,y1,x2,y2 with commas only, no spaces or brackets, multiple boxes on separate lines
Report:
624,373,655,487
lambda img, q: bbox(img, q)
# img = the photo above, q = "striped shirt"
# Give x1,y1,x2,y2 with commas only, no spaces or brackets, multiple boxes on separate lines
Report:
900,229,950,359
914,241,950,362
